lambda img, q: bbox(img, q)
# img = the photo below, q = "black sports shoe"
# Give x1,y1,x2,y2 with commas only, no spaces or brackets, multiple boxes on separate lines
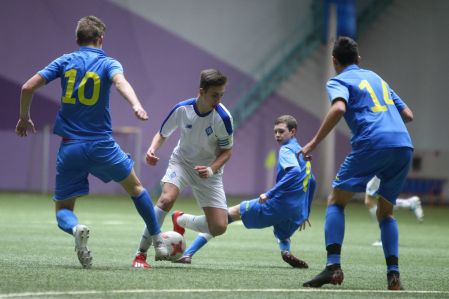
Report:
281,251,308,268
387,271,404,290
302,265,344,287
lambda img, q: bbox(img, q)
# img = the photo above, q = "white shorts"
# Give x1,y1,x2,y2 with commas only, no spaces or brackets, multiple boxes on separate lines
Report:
161,158,227,209
366,176,380,196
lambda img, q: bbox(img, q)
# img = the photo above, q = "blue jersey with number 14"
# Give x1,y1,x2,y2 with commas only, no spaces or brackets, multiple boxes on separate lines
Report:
326,64,413,152
38,47,123,140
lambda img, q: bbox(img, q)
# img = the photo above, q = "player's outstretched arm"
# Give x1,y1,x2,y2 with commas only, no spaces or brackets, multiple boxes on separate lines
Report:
145,132,166,166
112,73,148,121
301,99,346,159
16,74,46,137
400,107,414,123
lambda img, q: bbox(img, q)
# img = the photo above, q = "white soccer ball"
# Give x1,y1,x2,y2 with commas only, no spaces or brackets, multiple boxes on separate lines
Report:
161,231,186,261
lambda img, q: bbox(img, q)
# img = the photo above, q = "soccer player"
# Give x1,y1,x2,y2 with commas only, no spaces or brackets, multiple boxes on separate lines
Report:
300,36,413,290
15,16,168,269
132,69,233,268
173,115,316,268
366,176,423,246
364,91,423,246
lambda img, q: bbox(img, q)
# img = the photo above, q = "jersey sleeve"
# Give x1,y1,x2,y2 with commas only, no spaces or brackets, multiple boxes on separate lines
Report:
37,55,67,83
326,79,349,103
390,88,407,112
107,58,123,80
278,147,299,171
160,105,181,138
215,107,234,149
265,166,301,199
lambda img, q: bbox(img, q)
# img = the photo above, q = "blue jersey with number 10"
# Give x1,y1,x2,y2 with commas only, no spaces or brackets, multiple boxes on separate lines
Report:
38,47,123,140
326,64,413,153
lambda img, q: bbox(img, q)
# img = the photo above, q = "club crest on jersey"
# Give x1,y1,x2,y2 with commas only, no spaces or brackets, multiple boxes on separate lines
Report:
185,124,192,129
205,126,213,136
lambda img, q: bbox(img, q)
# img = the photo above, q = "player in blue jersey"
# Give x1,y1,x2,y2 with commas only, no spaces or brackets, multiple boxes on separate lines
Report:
132,69,234,268
15,16,168,268
172,115,316,268
300,36,413,290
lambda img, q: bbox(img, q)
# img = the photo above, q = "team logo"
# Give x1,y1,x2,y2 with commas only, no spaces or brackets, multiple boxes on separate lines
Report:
205,126,213,136
185,124,192,129
170,171,177,179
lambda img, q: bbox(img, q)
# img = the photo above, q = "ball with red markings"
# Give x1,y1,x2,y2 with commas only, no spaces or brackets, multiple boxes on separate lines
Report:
161,231,186,261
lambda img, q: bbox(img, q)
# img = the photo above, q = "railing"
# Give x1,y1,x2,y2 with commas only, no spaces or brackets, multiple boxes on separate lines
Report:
231,0,394,130
231,1,323,129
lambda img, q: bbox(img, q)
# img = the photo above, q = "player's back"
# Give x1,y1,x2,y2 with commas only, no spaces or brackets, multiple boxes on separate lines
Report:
38,47,123,140
328,65,412,152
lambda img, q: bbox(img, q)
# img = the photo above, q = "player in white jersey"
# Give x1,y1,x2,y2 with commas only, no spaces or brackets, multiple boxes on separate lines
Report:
132,69,233,268
366,176,423,246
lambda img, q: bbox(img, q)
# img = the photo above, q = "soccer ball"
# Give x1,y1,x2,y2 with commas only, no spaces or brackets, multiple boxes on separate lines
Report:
161,231,186,261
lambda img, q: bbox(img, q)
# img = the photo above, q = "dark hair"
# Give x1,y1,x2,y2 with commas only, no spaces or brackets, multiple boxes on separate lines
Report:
332,36,359,66
76,16,106,46
199,69,227,91
275,115,297,131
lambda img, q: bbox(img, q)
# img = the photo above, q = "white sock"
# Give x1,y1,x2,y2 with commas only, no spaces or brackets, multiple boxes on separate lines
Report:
396,198,413,209
137,207,167,253
199,232,213,241
154,206,168,226
177,214,210,234
137,226,152,253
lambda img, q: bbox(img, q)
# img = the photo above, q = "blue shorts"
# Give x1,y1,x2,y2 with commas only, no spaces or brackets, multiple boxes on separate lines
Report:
333,147,413,204
54,139,134,200
239,199,299,240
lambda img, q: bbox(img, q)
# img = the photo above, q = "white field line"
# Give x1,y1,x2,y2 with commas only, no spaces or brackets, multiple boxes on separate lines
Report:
1,288,449,298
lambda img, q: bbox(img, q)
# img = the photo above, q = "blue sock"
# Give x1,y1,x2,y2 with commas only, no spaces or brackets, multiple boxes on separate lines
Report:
56,209,78,235
131,189,161,236
278,238,291,252
183,235,208,257
380,216,399,273
325,204,345,265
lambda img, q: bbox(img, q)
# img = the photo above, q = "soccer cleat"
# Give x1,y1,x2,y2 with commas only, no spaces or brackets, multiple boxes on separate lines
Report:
387,271,404,290
172,210,185,236
372,240,383,247
302,265,344,288
154,239,170,261
74,224,92,269
132,252,151,268
173,255,192,264
281,251,308,268
410,196,424,222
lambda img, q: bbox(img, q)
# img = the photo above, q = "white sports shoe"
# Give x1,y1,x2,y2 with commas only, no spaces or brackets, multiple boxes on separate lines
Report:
74,224,92,268
153,237,170,261
372,240,383,247
410,196,424,222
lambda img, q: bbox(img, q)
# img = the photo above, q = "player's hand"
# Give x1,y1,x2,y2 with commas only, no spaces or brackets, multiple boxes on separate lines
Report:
15,117,36,137
298,141,315,161
259,193,269,203
133,105,148,121
194,166,214,179
299,219,311,231
145,149,159,166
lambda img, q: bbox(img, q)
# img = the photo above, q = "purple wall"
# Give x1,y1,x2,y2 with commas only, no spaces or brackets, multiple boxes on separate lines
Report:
0,0,349,196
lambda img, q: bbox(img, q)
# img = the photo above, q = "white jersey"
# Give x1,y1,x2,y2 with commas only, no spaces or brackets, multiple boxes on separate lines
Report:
366,176,380,196
160,98,233,169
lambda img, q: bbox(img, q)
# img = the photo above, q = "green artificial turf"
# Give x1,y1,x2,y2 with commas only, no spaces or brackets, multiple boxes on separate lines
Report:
1,192,448,299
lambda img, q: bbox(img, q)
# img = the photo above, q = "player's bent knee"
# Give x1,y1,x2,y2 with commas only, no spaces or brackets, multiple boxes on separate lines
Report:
209,223,227,237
